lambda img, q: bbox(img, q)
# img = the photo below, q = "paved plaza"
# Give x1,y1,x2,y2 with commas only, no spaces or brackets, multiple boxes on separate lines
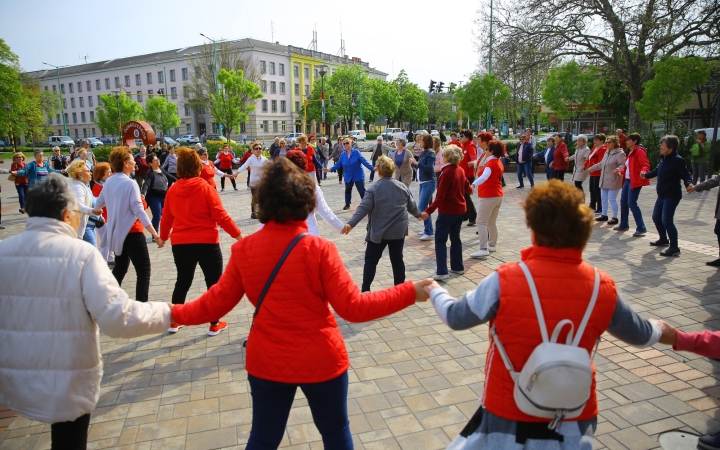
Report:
2,163,720,450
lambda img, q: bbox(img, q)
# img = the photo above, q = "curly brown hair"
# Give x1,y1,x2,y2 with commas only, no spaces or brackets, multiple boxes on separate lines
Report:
176,147,202,178
422,134,433,149
524,180,594,250
256,158,316,224
93,162,111,182
285,149,308,171
109,147,133,173
487,140,506,158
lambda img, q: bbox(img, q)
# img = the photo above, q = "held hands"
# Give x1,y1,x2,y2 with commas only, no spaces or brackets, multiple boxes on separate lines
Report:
565,157,570,162
413,279,435,302
422,280,442,296
91,208,103,215
420,212,429,221
341,224,353,235
686,184,695,193
322,168,329,173
655,320,678,346
639,171,646,179
155,237,165,248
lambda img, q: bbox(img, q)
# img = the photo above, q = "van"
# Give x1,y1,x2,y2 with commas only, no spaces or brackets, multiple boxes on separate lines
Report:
47,136,75,147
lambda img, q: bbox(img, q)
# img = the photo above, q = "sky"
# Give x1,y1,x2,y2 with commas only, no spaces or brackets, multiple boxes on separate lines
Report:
1,0,483,89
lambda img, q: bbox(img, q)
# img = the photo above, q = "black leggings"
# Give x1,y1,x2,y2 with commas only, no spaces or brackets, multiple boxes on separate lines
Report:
113,232,151,302
554,170,566,181
220,168,236,189
171,243,223,324
575,180,584,192
51,413,90,450
589,176,601,210
362,239,405,292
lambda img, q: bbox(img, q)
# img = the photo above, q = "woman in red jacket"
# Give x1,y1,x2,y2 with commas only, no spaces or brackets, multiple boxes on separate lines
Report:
551,133,570,181
584,134,607,213
170,157,431,450
614,132,650,236
215,143,238,191
160,148,243,336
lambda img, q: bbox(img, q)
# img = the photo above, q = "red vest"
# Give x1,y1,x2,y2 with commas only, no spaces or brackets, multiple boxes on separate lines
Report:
218,151,234,170
483,246,617,422
477,158,504,198
200,162,216,188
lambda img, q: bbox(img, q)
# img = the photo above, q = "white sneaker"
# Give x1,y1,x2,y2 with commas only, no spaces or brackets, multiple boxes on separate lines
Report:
488,246,496,253
433,274,450,281
449,269,465,275
471,249,490,258
419,234,433,241
418,231,425,235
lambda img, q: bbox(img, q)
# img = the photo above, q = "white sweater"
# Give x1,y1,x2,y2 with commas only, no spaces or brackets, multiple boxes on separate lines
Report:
258,185,343,236
238,155,269,187
0,218,171,423
95,173,152,255
72,179,93,238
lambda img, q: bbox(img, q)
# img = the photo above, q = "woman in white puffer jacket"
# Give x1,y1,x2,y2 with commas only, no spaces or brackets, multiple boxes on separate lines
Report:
0,174,171,449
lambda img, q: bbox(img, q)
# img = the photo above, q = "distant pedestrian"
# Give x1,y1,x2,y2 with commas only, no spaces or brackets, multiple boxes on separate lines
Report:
141,153,177,236
568,134,591,191
585,134,607,213
691,130,711,184
331,138,345,183
616,128,628,150
10,152,28,214
513,135,535,188
534,137,555,180
369,136,391,182
552,133,570,181
50,146,69,173
215,144,239,191
390,138,415,187
241,132,247,144
237,143,270,219
459,129,478,224
11,149,64,187
134,146,150,189
414,134,437,240
471,140,505,258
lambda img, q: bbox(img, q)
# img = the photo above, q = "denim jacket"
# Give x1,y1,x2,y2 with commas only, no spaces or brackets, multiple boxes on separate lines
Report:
415,150,436,182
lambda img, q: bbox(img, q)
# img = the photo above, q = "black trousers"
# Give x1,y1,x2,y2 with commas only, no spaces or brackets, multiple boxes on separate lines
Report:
554,170,566,181
575,180,584,192
464,176,477,223
51,413,90,450
171,243,223,324
113,232,151,302
220,168,236,189
589,176,601,210
362,239,405,292
337,165,344,183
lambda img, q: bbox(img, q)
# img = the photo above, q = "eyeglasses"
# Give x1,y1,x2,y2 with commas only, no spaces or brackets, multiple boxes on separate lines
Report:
253,147,262,150
343,142,351,145
13,156,22,159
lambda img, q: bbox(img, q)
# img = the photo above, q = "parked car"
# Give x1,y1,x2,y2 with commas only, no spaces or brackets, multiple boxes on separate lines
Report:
87,137,104,148
430,130,440,137
538,132,578,144
381,128,403,141
348,130,366,141
100,137,113,144
205,134,237,145
176,134,199,144
414,129,429,136
47,136,75,147
284,132,303,141
161,136,179,146
0,141,6,147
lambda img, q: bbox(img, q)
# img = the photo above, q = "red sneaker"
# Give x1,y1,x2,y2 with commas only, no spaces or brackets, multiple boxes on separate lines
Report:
208,321,228,336
168,322,184,333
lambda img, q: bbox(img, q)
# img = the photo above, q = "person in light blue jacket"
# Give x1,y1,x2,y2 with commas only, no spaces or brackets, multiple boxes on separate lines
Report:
327,137,375,210
11,149,64,187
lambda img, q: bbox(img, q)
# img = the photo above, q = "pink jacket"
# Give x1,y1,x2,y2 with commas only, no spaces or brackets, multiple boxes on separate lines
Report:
674,330,720,358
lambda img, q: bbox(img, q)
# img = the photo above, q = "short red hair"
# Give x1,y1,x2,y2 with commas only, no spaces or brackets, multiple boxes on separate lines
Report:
478,132,494,143
285,150,307,171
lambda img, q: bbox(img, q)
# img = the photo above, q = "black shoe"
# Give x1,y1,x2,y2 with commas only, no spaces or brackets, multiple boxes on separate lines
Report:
250,214,257,219
342,205,350,210
234,187,238,191
698,431,720,450
659,247,680,257
467,222,476,227
649,239,670,246
607,218,618,225
595,215,608,222
517,186,524,189
107,261,116,269
594,209,602,214
706,259,720,267
0,224,4,230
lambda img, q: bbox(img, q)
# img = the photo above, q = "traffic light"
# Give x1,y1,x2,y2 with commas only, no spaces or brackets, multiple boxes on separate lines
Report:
329,95,335,106
386,115,391,125
437,82,445,93
428,80,436,94
157,88,164,95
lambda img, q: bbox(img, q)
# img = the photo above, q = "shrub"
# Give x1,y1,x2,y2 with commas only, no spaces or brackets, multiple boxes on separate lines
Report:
366,132,380,140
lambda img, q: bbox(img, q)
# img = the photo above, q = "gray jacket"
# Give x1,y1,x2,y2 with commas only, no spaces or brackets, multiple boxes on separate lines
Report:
695,175,720,219
569,145,591,182
371,144,392,162
587,148,626,190
347,177,422,244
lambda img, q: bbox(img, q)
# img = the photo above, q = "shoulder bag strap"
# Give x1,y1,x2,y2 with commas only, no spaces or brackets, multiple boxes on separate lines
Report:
572,268,600,347
518,262,549,343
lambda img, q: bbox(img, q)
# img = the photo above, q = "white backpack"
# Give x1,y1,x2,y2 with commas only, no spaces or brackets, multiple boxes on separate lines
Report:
490,262,601,430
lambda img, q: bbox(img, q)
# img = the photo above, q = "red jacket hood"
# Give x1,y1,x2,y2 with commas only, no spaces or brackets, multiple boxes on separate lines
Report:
170,177,208,198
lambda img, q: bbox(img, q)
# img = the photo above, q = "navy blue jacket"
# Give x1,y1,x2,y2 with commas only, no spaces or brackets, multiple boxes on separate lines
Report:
415,150,436,183
535,146,555,178
644,150,693,199
512,142,534,164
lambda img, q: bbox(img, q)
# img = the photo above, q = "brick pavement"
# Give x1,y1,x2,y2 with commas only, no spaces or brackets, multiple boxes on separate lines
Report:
1,161,720,450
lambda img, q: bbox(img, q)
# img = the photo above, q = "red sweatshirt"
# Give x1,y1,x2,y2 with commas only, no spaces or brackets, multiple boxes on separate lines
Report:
425,164,472,216
585,145,607,177
217,151,235,170
159,177,241,244
674,330,720,359
135,154,151,177
458,141,477,179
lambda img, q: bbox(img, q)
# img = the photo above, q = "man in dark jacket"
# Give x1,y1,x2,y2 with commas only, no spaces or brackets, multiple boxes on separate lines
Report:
689,174,720,266
369,137,392,182
513,135,535,188
641,135,694,257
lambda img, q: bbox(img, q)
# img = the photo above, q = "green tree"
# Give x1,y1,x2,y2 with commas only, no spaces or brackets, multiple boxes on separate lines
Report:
636,57,712,131
427,93,452,126
307,65,370,132
210,68,262,138
392,70,428,126
366,78,400,121
457,73,510,129
95,93,144,136
541,62,603,133
144,97,181,137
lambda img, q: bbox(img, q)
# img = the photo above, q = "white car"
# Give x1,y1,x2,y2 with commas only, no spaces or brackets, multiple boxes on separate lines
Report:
414,129,429,136
177,134,199,144
349,130,366,141
284,133,303,141
382,128,403,141
430,130,440,137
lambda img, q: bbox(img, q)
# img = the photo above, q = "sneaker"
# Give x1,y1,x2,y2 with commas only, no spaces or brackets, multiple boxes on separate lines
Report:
613,226,629,231
0,224,4,230
168,323,184,333
595,215,608,222
488,246,496,252
706,258,720,267
698,431,720,450
433,274,450,281
107,261,116,269
471,249,490,258
649,239,670,246
607,218,618,225
449,269,465,275
342,205,350,210
221,188,225,192
659,247,681,257
250,214,257,219
208,321,228,336
632,230,646,237
419,234,433,241
517,186,524,189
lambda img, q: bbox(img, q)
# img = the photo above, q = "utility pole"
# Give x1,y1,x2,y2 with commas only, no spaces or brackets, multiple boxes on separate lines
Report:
43,62,69,136
358,71,363,130
319,66,327,135
487,0,494,132
200,34,222,136
709,76,720,175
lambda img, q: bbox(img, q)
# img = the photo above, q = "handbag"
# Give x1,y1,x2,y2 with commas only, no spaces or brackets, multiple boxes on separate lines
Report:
243,233,307,348
7,174,15,182
88,216,105,228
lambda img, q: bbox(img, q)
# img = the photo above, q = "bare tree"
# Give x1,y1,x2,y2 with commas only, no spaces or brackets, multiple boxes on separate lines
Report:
487,0,720,130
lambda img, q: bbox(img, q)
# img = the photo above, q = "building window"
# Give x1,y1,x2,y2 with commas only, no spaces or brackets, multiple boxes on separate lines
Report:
79,97,84,107
270,62,275,75
295,101,300,112
96,80,101,90
273,120,278,132
69,83,74,93
124,75,130,87
77,81,82,92
314,68,318,78
88,96,93,107
97,95,102,106
92,128,95,136
71,98,76,108
184,105,190,116
147,73,152,84
279,63,285,76
281,121,286,131
74,129,78,138
134,74,140,86
90,111,95,122
186,123,191,133
81,112,86,122
86,80,91,91
280,82,285,94
281,100,286,113
182,68,188,80
137,91,143,102
271,100,277,112
170,69,176,81
261,80,267,93
158,71,164,83
62,99,67,109
148,89,153,99
304,67,309,78
105,78,110,89
294,66,299,77
52,85,56,92
114,77,119,88
83,129,87,138
56,114,60,124
294,83,299,95
170,87,177,99
183,86,189,98
263,120,269,132
260,61,266,74
240,123,246,133
262,99,268,112
60,84,65,94
72,112,77,124
270,81,276,94
305,85,310,96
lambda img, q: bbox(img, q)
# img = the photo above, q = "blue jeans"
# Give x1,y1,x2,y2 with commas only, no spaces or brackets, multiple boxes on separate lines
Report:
322,160,328,179
652,197,681,248
83,221,97,247
344,180,366,206
369,159,378,181
619,179,646,232
15,184,28,209
147,196,165,234
435,213,465,275
516,161,534,187
247,371,352,450
418,181,436,235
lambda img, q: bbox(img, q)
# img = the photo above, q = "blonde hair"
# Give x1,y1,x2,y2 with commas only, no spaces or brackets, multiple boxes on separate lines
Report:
297,134,308,144
442,145,463,165
605,135,620,148
432,136,441,152
66,159,88,180
13,152,25,162
279,139,287,146
375,155,395,178
52,146,61,152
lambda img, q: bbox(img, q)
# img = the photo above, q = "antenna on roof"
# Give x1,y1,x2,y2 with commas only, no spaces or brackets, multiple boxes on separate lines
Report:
271,21,274,42
336,21,346,57
79,53,90,64
308,29,317,52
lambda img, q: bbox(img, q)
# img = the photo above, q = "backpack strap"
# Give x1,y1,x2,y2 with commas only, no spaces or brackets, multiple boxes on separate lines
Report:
572,268,600,347
518,262,549,343
489,325,519,381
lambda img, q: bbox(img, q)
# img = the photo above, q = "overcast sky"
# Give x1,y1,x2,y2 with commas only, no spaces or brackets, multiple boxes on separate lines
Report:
2,0,483,88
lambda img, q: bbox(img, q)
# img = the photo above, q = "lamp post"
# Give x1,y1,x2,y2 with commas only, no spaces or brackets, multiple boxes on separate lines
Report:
318,65,327,136
43,62,69,136
4,104,16,151
486,0,494,131
200,33,223,136
709,75,720,176
358,71,364,130
113,92,122,139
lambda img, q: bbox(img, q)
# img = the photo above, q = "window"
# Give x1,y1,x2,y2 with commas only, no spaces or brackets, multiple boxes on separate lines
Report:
88,96,93,107
148,89,153,99
281,100,286,113
72,112,77,123
270,62,275,75
77,82,82,92
184,105,190,116
96,80,100,90
295,101,300,112
260,61,266,74
281,121,286,131
182,68,188,80
137,91,143,102
280,82,285,94
105,78,110,89
97,95,102,106
279,63,285,76
240,123,246,133
83,129,87,138
304,67,309,78
86,80,91,91
79,97,84,107
261,100,268,112
56,114,60,124
74,129,78,138
92,128,95,136
261,80,267,93
294,83,299,95
273,120,278,132
183,86,189,98
62,99,67,109
294,66,299,77
186,123,191,133
263,120,269,132
81,112,86,122
124,75,130,87
69,83,74,93
314,68,318,78
175,127,180,136
270,81,276,94
71,98,76,108
305,85,310,96
52,85,56,92
60,84,65,94
271,100,277,112
169,69,176,81
158,71,164,83
170,87,177,99
147,73,153,84
114,77,120,88
90,111,95,122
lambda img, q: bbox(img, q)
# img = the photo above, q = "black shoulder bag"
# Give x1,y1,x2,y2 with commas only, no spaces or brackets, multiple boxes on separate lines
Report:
243,233,307,348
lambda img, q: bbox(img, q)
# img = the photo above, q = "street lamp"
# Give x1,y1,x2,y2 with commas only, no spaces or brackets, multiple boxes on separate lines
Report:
42,62,69,136
113,91,122,138
4,104,16,151
200,33,223,136
318,65,327,136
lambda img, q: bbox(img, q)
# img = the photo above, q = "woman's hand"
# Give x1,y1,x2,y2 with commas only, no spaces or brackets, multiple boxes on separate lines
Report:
413,279,434,302
656,320,678,346
422,280,442,296
323,168,329,173
91,208,103,215
341,224,352,235
420,212,429,221
167,303,176,322
155,237,165,248
565,157,570,162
